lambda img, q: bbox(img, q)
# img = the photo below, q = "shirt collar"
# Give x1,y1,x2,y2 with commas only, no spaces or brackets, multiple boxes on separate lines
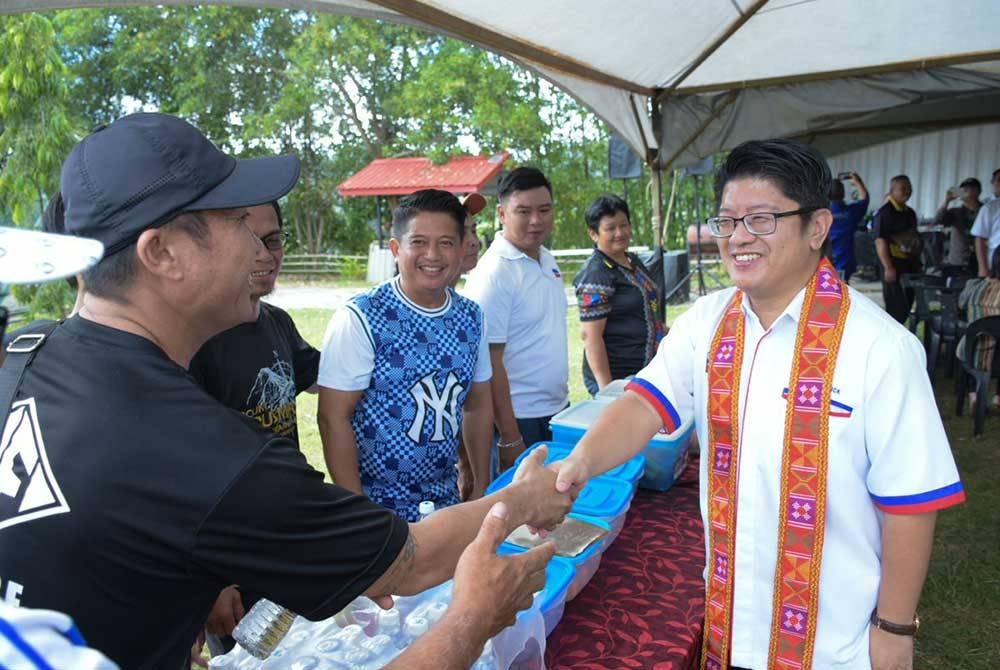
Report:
493,231,547,261
740,284,808,329
390,275,452,316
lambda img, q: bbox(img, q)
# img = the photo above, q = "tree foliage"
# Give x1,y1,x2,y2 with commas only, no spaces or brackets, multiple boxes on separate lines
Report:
5,7,710,259
0,13,76,225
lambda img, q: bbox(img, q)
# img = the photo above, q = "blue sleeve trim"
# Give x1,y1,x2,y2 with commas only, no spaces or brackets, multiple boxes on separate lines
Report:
870,481,965,506
627,377,681,433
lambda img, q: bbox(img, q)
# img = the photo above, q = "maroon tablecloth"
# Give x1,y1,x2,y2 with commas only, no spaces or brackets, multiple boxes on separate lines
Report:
545,459,705,669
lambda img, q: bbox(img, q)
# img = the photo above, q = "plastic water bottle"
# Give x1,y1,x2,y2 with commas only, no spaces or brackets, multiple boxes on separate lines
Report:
418,500,435,520
232,599,298,659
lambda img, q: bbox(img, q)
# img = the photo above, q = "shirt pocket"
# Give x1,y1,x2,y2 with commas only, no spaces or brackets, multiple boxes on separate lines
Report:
780,387,854,419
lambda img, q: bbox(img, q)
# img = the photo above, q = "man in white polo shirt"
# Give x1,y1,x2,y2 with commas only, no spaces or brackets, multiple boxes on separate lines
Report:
552,139,965,670
464,167,569,472
972,168,1000,277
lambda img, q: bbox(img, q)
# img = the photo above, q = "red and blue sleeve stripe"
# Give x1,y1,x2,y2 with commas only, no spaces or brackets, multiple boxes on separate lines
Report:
871,481,966,514
625,378,681,434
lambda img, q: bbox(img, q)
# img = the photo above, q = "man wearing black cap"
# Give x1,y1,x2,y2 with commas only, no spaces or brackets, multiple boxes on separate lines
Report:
0,113,571,669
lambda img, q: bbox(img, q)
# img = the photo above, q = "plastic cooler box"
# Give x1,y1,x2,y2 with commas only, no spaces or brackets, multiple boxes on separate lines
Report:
513,441,646,492
549,399,695,492
488,464,633,543
497,512,611,603
498,546,575,636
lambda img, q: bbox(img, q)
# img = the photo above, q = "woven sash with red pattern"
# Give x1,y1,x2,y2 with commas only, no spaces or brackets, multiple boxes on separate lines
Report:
701,259,849,670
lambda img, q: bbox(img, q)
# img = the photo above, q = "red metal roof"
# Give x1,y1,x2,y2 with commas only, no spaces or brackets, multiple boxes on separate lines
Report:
338,152,510,197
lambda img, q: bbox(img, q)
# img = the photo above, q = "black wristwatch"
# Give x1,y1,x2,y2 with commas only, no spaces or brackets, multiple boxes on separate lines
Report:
870,609,920,636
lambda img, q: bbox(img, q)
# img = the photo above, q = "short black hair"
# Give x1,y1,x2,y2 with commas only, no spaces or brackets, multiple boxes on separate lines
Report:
890,174,911,186
991,168,1000,182
585,194,630,233
42,192,66,235
960,177,982,192
391,189,466,240
498,167,552,203
42,193,78,289
714,139,831,213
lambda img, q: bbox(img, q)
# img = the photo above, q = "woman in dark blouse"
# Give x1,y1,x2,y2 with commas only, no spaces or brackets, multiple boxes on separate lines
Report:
573,194,665,396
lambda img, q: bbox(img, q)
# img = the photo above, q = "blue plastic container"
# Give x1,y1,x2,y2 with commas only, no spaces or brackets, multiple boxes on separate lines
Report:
497,547,575,636
549,399,695,492
513,441,646,492
488,465,633,543
498,512,611,602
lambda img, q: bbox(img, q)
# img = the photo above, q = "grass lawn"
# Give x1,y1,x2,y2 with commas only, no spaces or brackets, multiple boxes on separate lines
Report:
287,301,999,668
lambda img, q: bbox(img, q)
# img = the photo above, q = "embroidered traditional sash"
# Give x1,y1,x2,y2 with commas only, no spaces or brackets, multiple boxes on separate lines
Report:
701,258,849,670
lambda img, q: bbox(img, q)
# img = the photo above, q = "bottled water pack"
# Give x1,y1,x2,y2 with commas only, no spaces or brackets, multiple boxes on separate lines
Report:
214,581,507,670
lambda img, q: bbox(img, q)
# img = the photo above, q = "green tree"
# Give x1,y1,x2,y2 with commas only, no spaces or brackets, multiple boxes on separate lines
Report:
0,13,76,225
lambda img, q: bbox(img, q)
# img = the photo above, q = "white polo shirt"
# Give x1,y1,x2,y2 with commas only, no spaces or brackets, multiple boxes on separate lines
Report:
463,232,569,418
627,285,965,669
971,198,1000,270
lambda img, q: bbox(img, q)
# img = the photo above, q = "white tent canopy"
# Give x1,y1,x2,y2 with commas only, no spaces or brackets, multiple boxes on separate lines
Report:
3,0,999,166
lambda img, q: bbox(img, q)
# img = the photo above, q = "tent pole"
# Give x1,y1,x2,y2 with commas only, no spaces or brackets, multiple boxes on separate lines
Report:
650,162,666,323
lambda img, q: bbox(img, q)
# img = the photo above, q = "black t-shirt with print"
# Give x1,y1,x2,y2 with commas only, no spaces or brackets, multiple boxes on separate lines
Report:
874,201,922,269
0,316,407,669
189,302,319,444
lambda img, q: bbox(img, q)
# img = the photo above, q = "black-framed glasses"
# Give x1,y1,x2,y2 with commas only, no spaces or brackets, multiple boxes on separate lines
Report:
705,207,821,238
260,231,290,251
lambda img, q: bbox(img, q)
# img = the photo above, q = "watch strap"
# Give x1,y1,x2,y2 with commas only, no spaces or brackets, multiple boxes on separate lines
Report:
870,609,919,636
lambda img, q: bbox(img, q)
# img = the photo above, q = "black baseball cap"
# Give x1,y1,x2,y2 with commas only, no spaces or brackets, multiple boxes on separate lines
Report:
61,112,300,255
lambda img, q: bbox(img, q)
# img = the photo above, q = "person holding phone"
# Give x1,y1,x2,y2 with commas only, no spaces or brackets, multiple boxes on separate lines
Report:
828,171,870,283
935,178,982,274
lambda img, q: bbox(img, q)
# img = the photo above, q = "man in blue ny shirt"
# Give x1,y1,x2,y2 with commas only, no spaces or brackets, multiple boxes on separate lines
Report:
828,170,870,283
318,190,494,521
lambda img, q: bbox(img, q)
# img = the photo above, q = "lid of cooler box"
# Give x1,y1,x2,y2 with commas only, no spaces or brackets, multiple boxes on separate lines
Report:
551,400,694,444
549,399,610,429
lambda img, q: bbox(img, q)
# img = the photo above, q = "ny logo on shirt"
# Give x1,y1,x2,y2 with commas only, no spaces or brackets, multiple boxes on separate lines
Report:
0,399,70,530
407,371,464,443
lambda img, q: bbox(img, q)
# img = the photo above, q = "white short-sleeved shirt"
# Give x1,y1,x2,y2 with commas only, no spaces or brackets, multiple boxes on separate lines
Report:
627,285,965,669
318,278,491,390
971,198,1000,270
463,232,569,418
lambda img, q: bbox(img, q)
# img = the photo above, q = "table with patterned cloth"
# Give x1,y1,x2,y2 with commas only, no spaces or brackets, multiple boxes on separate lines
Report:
545,458,706,669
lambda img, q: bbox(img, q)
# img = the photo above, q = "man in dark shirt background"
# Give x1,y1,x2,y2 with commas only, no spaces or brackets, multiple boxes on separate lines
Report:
874,174,922,323
935,177,982,274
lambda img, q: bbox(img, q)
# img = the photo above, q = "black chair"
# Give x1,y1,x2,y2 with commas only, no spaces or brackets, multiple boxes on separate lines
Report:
947,275,971,292
925,286,964,379
955,315,1000,437
901,274,944,342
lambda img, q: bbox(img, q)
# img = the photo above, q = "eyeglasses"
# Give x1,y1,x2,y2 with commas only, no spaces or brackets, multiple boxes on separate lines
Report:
705,207,820,238
260,231,290,251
